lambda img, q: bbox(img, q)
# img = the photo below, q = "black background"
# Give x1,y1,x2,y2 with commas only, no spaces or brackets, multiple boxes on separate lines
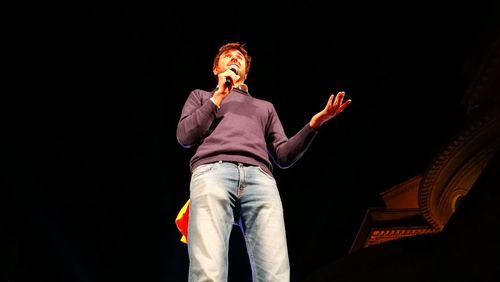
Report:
5,1,499,281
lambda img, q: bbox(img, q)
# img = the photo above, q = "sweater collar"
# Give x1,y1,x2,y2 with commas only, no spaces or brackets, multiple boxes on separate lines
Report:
214,84,251,96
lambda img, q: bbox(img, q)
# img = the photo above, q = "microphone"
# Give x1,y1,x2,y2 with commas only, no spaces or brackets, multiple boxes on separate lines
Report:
225,65,239,86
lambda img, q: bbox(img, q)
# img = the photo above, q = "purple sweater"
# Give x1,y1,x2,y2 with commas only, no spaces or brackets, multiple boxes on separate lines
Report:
176,88,318,176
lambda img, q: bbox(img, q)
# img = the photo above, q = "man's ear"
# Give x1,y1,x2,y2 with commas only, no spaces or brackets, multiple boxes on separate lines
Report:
212,67,218,76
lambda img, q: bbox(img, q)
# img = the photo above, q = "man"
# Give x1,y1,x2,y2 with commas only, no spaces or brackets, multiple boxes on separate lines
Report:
176,42,351,281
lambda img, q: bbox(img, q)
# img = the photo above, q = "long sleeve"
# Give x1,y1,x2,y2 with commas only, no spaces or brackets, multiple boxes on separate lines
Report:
176,90,219,148
270,125,318,169
265,106,318,169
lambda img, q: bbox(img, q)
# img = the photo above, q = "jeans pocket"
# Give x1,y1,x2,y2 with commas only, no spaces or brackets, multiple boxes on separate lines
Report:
255,166,275,180
191,163,216,178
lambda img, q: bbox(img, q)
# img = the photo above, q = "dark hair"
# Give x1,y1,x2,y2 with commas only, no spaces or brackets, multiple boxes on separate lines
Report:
213,42,252,75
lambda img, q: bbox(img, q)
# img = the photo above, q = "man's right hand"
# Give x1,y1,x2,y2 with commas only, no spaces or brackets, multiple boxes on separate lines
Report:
212,68,240,107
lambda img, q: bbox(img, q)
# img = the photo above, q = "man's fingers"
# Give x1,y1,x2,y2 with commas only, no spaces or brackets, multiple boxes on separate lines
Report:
338,99,352,112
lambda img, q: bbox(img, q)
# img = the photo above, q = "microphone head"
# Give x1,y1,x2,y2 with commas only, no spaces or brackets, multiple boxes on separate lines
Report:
225,65,240,86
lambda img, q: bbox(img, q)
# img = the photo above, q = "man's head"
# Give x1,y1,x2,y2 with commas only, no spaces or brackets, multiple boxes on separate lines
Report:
212,42,252,83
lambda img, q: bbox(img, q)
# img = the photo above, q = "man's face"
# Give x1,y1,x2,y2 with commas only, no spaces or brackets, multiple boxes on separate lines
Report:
214,49,247,81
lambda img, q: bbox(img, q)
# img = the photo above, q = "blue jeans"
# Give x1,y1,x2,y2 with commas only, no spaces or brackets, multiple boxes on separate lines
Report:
188,161,290,282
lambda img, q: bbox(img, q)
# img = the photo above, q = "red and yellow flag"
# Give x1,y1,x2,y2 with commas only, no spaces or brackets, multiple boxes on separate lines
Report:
175,199,190,244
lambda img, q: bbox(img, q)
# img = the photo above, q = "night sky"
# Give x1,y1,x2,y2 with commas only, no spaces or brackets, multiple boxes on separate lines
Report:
5,1,499,281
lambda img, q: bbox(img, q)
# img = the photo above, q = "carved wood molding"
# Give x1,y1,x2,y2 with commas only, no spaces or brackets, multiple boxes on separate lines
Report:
419,111,500,229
